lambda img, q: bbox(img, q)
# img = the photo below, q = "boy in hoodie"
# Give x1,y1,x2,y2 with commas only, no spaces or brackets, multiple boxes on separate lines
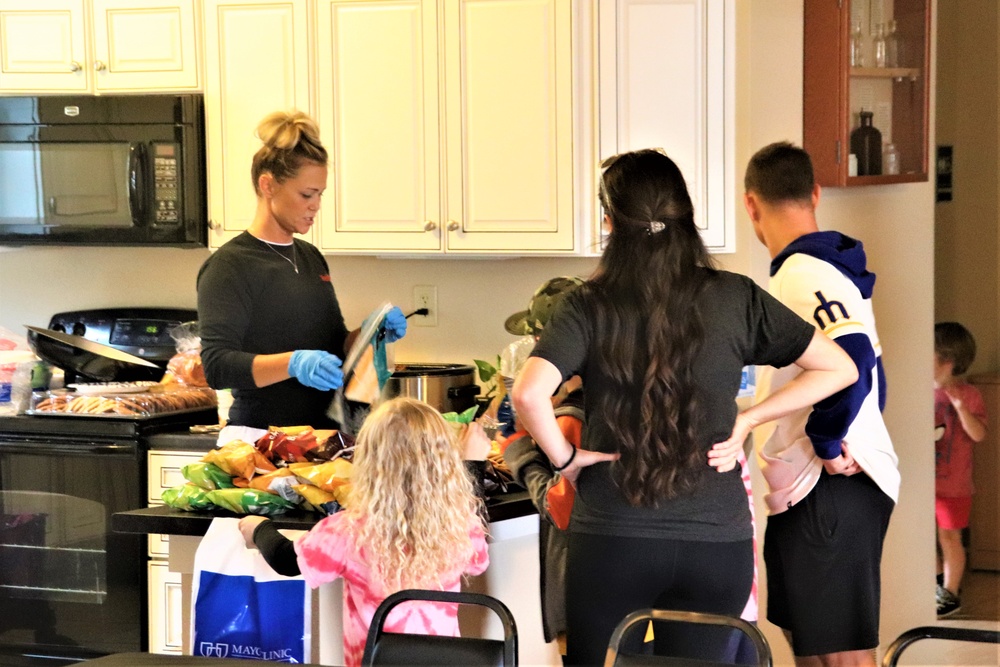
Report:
743,142,900,667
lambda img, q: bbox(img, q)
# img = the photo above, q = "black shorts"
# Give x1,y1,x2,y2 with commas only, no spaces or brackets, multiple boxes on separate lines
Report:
764,470,894,656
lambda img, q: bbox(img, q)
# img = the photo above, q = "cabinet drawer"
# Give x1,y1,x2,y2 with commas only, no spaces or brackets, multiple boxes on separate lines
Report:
148,450,204,505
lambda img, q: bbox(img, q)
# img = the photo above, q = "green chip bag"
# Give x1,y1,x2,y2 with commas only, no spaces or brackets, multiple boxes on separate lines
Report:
182,462,236,490
161,483,215,511
204,488,296,515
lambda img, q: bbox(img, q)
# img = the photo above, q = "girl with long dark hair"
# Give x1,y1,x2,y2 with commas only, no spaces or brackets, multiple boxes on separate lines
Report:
512,149,858,665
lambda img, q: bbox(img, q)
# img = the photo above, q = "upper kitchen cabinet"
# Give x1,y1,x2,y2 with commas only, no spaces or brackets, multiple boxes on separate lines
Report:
597,0,735,253
804,0,930,186
202,0,312,249
315,0,577,254
0,0,200,94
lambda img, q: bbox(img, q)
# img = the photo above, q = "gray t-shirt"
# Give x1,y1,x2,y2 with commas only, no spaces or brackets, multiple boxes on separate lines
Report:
531,270,814,541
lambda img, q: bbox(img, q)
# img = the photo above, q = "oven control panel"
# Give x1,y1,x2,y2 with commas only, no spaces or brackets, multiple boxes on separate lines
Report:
48,308,197,362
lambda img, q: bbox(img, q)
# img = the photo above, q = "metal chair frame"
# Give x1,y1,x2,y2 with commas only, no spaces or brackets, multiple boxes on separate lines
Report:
604,608,772,667
361,588,517,667
881,625,1000,666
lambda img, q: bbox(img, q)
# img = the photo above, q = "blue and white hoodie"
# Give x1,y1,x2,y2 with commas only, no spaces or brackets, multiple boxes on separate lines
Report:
754,231,900,514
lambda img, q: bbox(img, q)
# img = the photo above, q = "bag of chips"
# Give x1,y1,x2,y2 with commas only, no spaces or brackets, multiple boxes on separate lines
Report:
203,440,277,481
162,483,216,511
255,428,355,463
204,488,296,515
289,459,353,494
182,462,236,490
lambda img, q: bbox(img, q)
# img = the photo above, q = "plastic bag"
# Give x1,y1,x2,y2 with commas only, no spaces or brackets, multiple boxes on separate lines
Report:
163,321,208,387
191,518,312,662
0,327,40,416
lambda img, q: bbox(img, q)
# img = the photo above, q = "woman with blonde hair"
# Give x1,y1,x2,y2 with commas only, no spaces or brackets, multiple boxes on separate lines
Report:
239,397,490,667
197,109,408,431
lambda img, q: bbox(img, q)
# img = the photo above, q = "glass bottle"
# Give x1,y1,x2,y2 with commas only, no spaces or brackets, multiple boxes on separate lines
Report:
850,111,883,176
883,143,900,175
885,19,900,67
850,20,865,67
873,23,887,68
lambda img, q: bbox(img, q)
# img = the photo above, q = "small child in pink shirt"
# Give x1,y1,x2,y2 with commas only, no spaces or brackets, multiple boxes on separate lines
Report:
933,322,988,617
239,398,490,666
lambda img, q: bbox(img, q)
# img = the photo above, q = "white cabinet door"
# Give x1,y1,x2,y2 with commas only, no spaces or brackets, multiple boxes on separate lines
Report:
0,0,89,92
91,0,199,91
147,450,202,557
442,0,576,253
597,0,734,253
203,0,312,249
316,0,442,253
148,560,185,655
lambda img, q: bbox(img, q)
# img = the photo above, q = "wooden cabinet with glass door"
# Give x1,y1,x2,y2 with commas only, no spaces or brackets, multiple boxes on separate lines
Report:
804,0,930,186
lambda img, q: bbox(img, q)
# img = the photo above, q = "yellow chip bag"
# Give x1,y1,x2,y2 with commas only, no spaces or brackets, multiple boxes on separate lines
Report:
291,459,353,493
203,440,277,481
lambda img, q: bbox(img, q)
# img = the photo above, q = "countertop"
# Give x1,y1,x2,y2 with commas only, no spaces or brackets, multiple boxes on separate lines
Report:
146,429,220,451
113,490,535,535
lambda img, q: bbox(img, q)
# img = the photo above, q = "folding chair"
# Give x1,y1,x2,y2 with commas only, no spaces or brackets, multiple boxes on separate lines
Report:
604,609,772,667
881,625,1000,666
361,589,517,666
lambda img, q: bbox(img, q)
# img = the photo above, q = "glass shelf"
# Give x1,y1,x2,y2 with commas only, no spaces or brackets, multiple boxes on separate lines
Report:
850,67,921,80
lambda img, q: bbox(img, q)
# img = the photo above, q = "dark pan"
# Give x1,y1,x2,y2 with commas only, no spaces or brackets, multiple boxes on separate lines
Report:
26,325,162,382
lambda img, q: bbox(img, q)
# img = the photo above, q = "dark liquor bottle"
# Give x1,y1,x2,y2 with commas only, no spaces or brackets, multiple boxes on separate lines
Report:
850,111,882,176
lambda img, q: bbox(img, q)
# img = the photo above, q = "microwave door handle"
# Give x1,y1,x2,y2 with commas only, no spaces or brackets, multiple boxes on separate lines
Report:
128,142,148,225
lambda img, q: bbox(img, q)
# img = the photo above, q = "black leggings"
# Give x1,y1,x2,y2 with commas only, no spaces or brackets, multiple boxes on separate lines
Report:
564,532,754,666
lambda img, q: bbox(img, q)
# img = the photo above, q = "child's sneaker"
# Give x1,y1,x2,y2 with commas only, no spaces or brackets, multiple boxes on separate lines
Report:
936,585,962,618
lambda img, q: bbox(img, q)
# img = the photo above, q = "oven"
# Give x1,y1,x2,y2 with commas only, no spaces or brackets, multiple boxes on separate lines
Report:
0,412,214,666
0,307,211,664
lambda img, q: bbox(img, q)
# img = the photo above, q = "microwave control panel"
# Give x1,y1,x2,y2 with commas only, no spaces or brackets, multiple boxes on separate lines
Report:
153,143,180,225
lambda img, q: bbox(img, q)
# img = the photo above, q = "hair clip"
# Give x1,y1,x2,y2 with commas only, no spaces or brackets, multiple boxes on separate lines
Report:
648,220,666,235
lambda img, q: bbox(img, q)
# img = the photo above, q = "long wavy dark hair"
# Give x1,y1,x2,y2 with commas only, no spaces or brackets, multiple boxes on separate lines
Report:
593,149,717,506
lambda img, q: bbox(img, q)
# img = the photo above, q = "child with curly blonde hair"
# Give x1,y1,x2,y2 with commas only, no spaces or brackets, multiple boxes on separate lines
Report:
239,397,490,666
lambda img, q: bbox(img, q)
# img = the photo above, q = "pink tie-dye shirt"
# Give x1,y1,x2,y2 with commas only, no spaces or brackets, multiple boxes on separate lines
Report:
293,511,490,667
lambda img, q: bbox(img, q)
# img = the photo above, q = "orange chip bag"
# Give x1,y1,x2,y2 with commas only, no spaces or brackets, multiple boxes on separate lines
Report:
203,440,277,481
248,467,296,492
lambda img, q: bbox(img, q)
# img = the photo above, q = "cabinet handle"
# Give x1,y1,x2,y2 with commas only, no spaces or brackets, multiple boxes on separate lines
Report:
69,61,82,73
447,221,460,232
94,60,106,72
207,220,219,231
423,221,437,232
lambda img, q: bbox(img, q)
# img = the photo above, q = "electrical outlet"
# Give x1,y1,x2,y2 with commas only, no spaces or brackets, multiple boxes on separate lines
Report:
412,285,438,326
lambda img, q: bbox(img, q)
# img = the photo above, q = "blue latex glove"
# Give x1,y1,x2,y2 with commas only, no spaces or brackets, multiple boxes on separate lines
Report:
382,306,408,343
288,350,343,391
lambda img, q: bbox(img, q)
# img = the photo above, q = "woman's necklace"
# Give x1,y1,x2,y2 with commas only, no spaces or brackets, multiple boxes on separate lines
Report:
259,238,298,274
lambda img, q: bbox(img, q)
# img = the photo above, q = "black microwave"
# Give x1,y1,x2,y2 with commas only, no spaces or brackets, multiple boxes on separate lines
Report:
0,94,206,247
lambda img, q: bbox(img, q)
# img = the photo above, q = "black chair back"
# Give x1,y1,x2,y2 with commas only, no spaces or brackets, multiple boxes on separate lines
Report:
881,625,1000,666
604,609,772,667
361,589,517,667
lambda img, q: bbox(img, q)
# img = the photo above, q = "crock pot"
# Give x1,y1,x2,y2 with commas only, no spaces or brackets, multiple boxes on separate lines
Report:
381,363,481,414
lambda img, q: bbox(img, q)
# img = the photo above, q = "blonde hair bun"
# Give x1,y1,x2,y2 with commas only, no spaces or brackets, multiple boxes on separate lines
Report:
255,110,321,151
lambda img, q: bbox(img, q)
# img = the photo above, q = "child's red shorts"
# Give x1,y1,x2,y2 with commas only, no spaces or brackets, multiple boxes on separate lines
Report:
935,495,972,530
